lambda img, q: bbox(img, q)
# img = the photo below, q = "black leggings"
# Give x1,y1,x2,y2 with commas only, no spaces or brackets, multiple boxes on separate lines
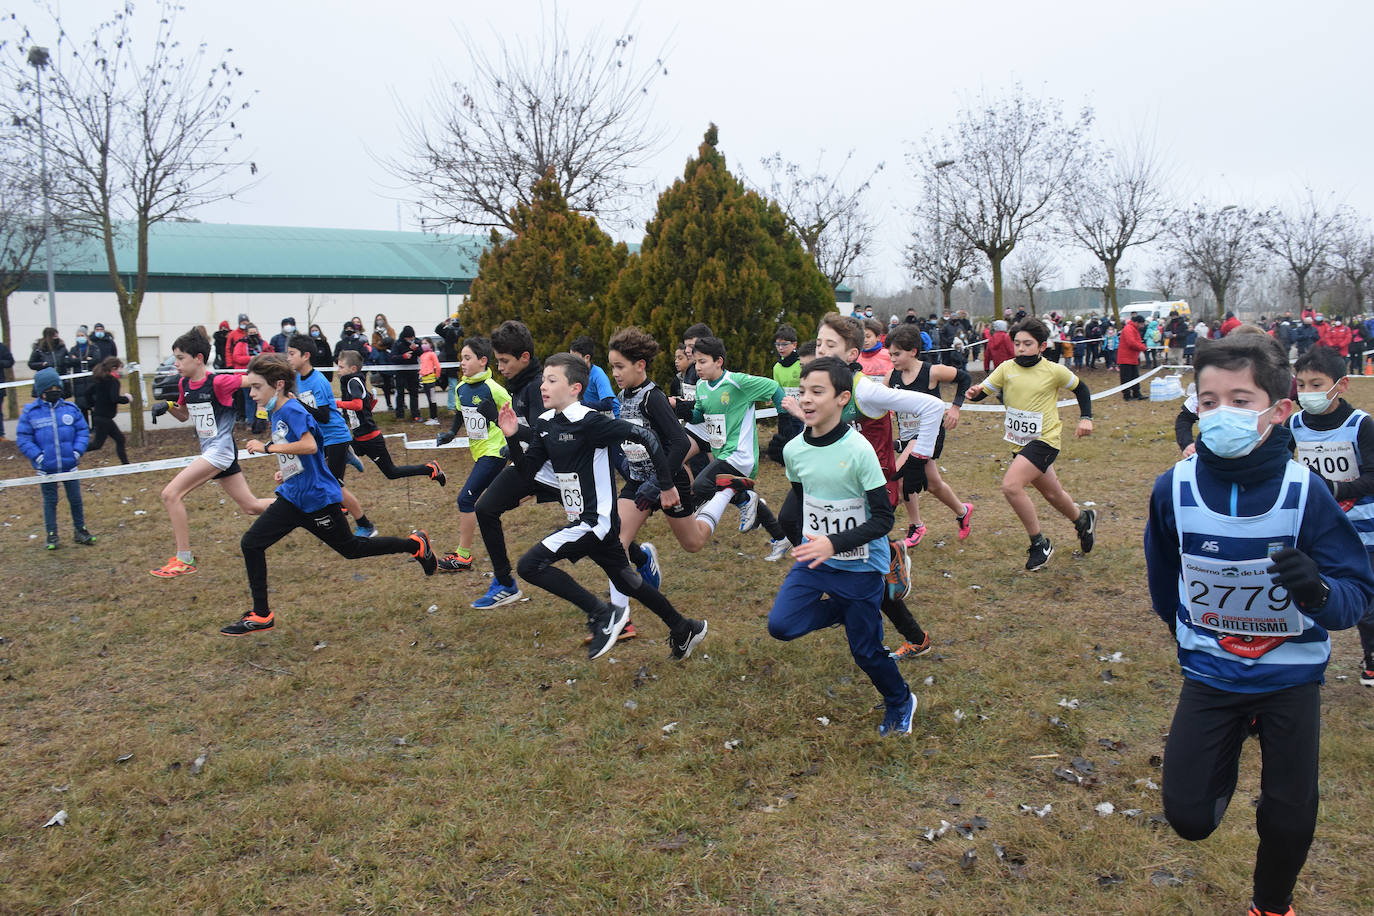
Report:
475,465,558,584
352,435,432,480
394,371,420,419
516,525,686,632
88,416,129,464
1162,678,1320,913
241,499,416,613
691,458,786,540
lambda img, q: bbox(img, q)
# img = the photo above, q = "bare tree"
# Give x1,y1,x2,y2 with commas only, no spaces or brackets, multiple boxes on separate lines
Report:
905,209,979,315
1167,203,1264,321
1010,244,1057,316
1063,137,1168,322
392,12,666,233
1145,259,1187,301
913,85,1092,315
1259,190,1346,312
753,150,882,288
2,1,252,445
1330,222,1374,313
0,145,44,420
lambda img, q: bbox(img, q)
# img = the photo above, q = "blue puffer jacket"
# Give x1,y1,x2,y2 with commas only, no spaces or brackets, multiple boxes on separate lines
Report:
17,399,89,473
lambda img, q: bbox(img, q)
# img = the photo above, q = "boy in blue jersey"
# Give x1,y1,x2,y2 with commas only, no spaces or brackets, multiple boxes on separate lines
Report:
221,355,437,636
1144,333,1374,916
570,335,620,417
768,356,915,737
1288,344,1374,686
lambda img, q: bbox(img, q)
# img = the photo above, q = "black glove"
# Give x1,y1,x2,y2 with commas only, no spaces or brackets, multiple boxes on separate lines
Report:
634,479,661,512
151,400,170,419
435,430,456,446
1268,547,1330,609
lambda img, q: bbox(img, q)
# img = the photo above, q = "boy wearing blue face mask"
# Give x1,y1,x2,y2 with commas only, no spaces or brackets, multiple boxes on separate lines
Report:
1144,333,1374,916
1287,344,1374,686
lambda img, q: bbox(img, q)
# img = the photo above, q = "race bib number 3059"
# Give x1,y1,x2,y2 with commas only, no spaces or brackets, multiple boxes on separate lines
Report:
1003,407,1041,446
1183,554,1302,636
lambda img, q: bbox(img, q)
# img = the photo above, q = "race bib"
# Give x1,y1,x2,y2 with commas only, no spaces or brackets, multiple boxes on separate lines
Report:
298,391,316,408
556,471,584,521
346,409,360,430
1182,554,1303,636
1294,441,1357,483
784,386,800,401
1003,406,1042,446
802,494,868,560
462,405,489,440
680,385,696,403
704,413,726,449
897,411,920,442
188,402,217,439
621,418,650,463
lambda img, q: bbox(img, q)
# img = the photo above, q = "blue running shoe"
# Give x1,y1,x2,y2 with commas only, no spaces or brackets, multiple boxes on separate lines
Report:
638,542,661,590
355,523,378,538
473,579,523,609
345,447,365,474
879,691,916,737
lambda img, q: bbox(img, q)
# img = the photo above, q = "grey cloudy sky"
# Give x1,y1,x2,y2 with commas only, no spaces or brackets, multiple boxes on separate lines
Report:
23,0,1374,292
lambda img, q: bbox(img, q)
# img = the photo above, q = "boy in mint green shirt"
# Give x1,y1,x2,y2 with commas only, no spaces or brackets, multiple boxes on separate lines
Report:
767,356,915,737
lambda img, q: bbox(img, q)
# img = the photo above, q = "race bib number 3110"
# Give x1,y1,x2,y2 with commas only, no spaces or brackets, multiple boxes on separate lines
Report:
802,494,868,561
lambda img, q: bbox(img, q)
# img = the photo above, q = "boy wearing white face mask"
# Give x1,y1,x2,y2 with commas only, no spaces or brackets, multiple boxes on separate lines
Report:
1144,333,1374,916
1288,344,1374,686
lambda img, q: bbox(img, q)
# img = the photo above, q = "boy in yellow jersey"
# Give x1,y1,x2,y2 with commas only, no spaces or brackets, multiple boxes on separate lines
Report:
965,317,1096,571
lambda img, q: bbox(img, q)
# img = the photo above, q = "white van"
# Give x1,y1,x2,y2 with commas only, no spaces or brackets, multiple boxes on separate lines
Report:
1123,300,1190,322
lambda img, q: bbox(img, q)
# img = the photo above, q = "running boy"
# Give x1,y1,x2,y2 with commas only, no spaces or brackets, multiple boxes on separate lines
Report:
149,328,268,577
495,353,707,661
964,317,1096,571
1288,344,1374,685
767,325,803,462
221,354,437,636
1145,333,1374,916
435,337,512,572
334,349,446,485
768,356,916,736
570,335,620,416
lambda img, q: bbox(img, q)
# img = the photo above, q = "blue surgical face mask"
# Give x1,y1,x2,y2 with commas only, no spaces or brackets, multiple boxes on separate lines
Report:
266,395,279,413
1297,382,1339,415
1198,404,1275,458
76,335,87,345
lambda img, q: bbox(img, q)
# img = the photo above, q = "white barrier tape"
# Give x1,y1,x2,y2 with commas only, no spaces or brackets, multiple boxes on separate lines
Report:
959,364,1171,412
0,369,95,391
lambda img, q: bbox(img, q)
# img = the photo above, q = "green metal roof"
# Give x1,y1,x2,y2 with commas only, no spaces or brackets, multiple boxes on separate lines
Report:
18,222,487,295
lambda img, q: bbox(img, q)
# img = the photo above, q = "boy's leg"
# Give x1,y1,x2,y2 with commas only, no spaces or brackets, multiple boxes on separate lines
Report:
596,533,688,634
443,456,507,566
240,499,301,613
354,436,431,480
302,503,423,561
836,572,910,708
767,563,844,641
41,480,59,535
160,457,225,554
516,529,603,614
1001,455,1045,536
1030,464,1081,522
1358,554,1374,679
1161,678,1248,842
1251,683,1321,913
110,422,129,464
882,594,928,649
63,479,87,530
475,466,535,586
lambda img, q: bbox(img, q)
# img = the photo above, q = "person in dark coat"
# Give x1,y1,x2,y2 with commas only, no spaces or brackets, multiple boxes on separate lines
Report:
307,324,333,368
390,325,422,420
63,325,98,421
212,320,232,369
28,327,68,373
89,322,119,362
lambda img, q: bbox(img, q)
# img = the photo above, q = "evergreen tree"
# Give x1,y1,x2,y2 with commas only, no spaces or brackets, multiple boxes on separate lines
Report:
463,174,628,358
611,125,834,379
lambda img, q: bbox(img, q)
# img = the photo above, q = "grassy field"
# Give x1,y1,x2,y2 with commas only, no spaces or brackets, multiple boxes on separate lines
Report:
2,366,1372,914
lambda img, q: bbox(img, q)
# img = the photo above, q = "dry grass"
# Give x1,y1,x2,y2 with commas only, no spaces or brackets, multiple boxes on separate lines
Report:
2,368,1372,914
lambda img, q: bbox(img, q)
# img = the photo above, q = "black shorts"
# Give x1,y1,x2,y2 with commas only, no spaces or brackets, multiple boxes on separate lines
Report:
212,459,242,480
1014,439,1059,473
617,469,697,518
538,521,630,570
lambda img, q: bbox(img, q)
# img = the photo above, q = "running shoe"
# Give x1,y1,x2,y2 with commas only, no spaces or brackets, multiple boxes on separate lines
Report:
424,419,440,426
638,542,661,590
1075,507,1097,554
220,611,274,636
1246,905,1294,916
586,601,630,660
409,531,438,576
891,634,933,660
426,461,447,486
1361,653,1374,687
764,537,791,562
886,538,912,601
45,531,58,550
957,502,974,540
472,579,523,609
345,448,365,474
583,621,637,646
73,527,96,546
714,474,755,493
903,524,927,548
879,691,916,737
150,556,196,578
436,551,473,572
1026,537,1053,571
669,619,708,661
355,524,378,538
738,491,761,533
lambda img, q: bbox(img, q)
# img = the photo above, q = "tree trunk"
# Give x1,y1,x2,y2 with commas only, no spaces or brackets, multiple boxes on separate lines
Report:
1,289,15,421
120,306,145,447
1295,270,1308,313
1105,260,1120,325
1211,281,1227,321
941,281,954,314
1027,286,1037,317
990,254,1004,318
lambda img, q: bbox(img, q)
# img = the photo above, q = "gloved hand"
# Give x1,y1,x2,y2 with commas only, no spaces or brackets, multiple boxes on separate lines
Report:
1268,547,1329,609
435,430,456,446
634,479,661,512
150,400,170,419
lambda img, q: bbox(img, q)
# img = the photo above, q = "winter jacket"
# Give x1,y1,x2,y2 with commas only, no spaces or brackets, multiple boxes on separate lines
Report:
1322,324,1353,356
89,376,130,419
28,342,67,372
984,330,1014,370
1117,322,1147,366
17,398,89,473
62,344,98,406
230,336,270,369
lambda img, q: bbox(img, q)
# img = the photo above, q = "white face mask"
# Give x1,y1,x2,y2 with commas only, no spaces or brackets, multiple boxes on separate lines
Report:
1297,382,1339,415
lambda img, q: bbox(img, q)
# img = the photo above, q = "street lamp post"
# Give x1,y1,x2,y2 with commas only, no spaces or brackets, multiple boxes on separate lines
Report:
28,45,57,332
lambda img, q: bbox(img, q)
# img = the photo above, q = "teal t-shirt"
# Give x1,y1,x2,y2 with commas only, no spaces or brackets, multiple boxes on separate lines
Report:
784,426,890,575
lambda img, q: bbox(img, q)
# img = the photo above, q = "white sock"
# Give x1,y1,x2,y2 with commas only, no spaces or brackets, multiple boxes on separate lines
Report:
176,549,194,564
608,580,629,610
696,490,734,532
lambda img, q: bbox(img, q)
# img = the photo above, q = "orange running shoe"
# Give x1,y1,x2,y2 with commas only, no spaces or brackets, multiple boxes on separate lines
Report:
150,556,197,578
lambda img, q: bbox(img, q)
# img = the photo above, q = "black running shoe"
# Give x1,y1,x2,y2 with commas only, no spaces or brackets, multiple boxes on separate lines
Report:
221,611,275,636
73,527,96,546
410,531,438,576
586,601,630,660
669,619,709,661
1075,508,1097,554
1026,537,1053,571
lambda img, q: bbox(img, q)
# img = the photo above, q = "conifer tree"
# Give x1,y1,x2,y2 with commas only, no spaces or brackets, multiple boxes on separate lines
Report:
612,125,833,378
463,173,628,358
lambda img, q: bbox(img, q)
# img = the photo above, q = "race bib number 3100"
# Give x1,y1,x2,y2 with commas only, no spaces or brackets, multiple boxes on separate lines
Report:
1183,554,1302,636
802,494,868,561
1295,441,1357,482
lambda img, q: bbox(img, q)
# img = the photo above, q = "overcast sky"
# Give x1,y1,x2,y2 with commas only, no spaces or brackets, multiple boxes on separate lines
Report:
19,0,1374,293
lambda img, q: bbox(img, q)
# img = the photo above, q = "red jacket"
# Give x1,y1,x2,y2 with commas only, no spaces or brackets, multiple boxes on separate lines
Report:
1220,316,1242,336
1117,322,1146,366
985,331,1014,370
1322,323,1352,356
